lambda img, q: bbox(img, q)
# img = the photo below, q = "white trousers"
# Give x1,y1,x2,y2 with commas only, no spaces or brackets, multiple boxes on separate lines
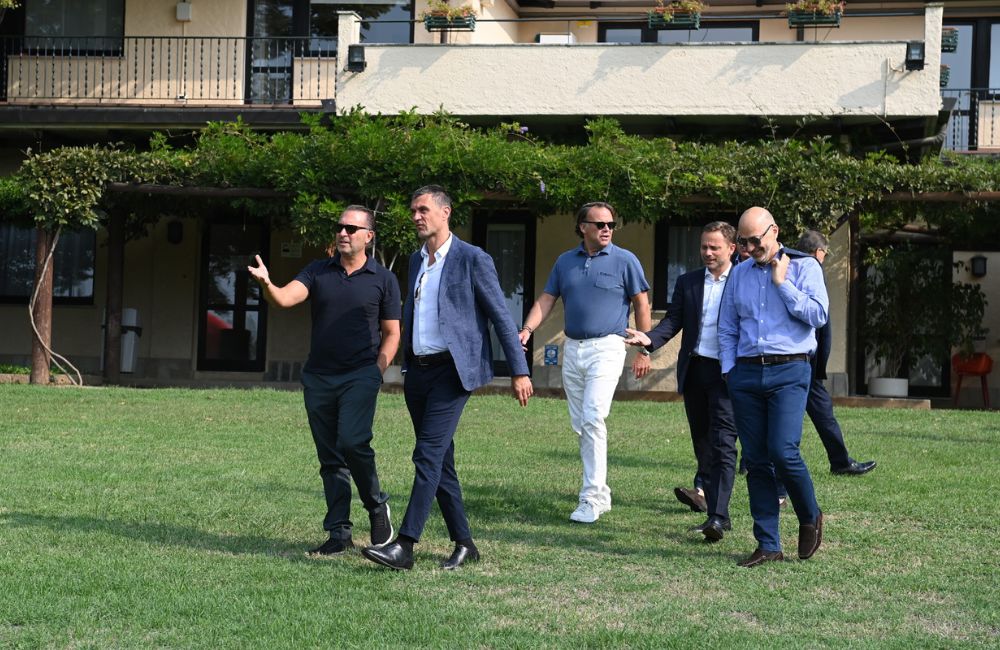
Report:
561,334,627,508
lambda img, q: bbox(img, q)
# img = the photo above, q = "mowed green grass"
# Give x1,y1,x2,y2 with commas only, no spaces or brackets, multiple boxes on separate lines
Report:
1,385,998,648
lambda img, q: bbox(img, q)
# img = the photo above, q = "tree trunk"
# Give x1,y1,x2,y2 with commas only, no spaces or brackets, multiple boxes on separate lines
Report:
103,212,125,385
29,228,55,384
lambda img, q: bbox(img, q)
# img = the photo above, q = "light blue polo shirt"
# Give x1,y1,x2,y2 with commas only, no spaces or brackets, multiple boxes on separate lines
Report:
543,242,649,340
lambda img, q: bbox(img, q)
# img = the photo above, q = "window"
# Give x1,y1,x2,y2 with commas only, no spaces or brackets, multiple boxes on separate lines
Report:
310,1,414,52
652,214,738,310
599,22,757,44
0,225,95,304
25,0,124,52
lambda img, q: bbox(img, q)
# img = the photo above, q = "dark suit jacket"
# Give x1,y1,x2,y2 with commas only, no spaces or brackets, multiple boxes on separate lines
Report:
646,267,709,395
402,235,529,392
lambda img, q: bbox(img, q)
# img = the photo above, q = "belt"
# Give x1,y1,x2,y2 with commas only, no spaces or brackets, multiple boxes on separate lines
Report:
409,350,453,368
737,353,810,365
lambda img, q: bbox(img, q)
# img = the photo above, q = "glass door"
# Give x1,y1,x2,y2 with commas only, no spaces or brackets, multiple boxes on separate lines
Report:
248,0,297,104
473,211,536,376
198,221,269,371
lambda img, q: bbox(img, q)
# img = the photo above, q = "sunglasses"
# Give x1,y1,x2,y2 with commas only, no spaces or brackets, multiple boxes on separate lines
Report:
582,220,617,231
336,223,372,235
736,224,773,248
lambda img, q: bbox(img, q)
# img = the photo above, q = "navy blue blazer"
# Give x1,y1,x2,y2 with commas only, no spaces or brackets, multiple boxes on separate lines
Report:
646,267,708,395
402,235,530,392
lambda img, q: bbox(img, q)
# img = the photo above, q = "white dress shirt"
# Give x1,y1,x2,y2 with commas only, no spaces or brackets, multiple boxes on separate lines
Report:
694,265,730,360
412,234,453,355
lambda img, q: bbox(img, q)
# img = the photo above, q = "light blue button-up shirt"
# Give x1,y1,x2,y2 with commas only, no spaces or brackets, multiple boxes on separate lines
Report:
694,266,729,360
412,234,453,355
718,248,829,374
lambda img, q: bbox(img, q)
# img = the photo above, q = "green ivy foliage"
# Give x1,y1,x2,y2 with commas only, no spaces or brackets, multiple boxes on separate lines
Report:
4,112,1000,257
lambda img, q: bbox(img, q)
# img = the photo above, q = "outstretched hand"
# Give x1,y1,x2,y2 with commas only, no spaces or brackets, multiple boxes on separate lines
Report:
623,328,651,347
247,254,270,286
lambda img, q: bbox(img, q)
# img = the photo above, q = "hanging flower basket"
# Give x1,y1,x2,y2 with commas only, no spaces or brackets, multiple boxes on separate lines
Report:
940,65,950,88
424,13,476,32
941,27,959,53
648,10,701,30
787,9,841,28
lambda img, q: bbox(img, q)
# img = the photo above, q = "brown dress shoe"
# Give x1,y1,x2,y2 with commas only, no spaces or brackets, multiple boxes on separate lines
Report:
798,512,824,560
673,487,707,513
737,548,784,567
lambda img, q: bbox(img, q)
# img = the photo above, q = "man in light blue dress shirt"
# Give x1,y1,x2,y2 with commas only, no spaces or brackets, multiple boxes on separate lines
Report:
719,207,828,567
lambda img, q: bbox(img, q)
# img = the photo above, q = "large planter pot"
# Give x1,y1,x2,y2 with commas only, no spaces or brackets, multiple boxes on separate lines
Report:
952,353,993,375
424,14,476,32
869,377,909,398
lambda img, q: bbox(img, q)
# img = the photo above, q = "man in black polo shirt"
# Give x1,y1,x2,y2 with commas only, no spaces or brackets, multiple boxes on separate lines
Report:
248,205,401,556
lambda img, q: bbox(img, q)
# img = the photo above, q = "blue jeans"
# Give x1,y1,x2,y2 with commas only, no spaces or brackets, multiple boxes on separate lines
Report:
729,360,820,552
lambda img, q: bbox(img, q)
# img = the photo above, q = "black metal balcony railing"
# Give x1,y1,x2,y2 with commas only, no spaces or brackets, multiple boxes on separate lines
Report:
0,36,337,106
941,88,1000,152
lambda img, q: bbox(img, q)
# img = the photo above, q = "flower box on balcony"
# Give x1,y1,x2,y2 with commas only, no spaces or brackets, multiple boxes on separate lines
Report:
647,11,701,30
940,65,950,88
787,9,841,28
423,13,476,32
941,27,959,53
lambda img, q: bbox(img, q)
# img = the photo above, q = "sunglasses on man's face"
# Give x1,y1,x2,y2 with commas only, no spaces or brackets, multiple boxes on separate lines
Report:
736,224,773,248
336,223,372,235
582,220,617,231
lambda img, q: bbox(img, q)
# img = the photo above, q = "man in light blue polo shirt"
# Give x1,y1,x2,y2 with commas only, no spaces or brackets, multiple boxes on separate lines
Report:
520,202,651,523
719,206,828,567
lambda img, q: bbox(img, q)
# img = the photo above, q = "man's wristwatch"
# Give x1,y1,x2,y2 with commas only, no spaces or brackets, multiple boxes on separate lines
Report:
638,348,651,357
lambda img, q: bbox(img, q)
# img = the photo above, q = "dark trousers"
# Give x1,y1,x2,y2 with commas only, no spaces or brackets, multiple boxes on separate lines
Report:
681,362,714,492
399,361,473,543
683,356,739,524
729,360,820,553
806,377,852,470
302,366,388,542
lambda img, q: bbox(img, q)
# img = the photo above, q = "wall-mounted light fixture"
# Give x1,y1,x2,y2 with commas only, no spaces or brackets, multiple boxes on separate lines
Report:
905,41,925,71
970,254,987,278
347,45,366,73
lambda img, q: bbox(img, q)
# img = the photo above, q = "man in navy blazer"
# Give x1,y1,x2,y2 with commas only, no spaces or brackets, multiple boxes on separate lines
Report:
362,185,533,571
625,221,740,541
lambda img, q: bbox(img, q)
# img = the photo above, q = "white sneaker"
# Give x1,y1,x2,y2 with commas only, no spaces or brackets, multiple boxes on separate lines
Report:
569,500,610,523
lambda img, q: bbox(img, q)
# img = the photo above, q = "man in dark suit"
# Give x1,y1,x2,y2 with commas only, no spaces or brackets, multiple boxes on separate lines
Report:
796,230,876,476
625,221,739,541
362,185,533,571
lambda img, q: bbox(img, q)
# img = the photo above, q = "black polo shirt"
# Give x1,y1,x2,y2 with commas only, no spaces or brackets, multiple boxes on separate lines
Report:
294,254,401,374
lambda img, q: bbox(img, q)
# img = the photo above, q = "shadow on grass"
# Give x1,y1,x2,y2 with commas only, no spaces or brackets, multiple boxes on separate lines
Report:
458,483,710,561
4,511,316,561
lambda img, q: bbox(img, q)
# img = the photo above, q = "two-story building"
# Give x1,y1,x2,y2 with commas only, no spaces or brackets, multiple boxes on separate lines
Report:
0,0,996,405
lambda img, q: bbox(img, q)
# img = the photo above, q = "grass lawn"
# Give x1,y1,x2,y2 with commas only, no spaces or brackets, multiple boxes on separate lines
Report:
1,385,998,648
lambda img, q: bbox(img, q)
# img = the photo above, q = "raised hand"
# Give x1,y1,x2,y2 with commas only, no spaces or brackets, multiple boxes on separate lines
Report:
247,254,270,287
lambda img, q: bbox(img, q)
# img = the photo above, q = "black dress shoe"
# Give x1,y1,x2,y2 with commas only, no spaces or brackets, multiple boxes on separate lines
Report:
701,517,732,542
737,548,784,567
673,487,707,513
798,512,823,560
361,541,413,570
306,537,353,556
441,544,480,570
831,460,877,475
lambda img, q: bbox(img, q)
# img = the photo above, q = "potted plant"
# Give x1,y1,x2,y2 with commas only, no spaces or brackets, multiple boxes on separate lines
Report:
422,0,477,32
949,272,990,375
0,0,19,27
648,0,705,30
862,244,959,398
786,0,844,28
941,27,959,53
940,64,951,88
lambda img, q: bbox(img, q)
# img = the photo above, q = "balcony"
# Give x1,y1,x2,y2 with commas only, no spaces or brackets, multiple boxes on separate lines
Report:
0,36,335,107
941,88,1000,153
